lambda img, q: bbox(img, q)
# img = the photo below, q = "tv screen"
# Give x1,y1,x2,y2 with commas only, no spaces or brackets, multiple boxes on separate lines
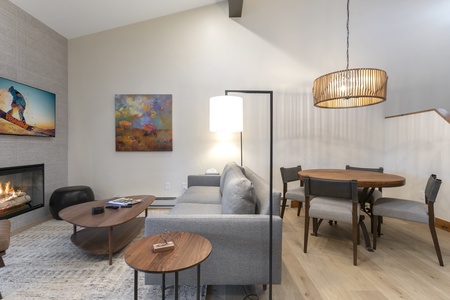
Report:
0,77,55,137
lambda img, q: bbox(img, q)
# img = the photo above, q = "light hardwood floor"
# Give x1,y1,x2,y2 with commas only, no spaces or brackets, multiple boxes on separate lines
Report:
207,207,450,299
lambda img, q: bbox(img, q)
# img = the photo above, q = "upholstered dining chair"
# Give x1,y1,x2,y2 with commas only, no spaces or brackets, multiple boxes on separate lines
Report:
372,174,444,266
303,176,360,266
345,165,383,205
346,165,383,232
280,165,305,219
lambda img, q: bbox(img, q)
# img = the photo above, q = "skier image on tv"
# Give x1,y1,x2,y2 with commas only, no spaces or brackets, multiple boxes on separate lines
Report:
7,86,27,123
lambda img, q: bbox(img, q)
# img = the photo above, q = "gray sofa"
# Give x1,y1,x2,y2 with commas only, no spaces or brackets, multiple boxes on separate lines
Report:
144,162,282,287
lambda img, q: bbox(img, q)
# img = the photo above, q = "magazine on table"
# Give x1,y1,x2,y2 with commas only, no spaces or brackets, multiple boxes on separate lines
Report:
106,197,142,206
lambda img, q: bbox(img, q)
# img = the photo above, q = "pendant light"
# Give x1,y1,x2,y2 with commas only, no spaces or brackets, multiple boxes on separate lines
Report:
312,0,388,108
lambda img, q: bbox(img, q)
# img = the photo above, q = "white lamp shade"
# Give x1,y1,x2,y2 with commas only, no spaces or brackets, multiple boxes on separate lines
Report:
210,96,243,132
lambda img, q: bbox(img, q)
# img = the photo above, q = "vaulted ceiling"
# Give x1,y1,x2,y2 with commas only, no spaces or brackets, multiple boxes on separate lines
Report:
9,0,244,39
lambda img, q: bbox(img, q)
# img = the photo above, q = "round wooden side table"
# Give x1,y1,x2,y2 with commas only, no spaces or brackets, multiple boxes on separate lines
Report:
124,232,212,300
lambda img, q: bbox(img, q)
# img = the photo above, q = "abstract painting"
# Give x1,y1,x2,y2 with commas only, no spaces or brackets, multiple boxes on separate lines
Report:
115,94,172,151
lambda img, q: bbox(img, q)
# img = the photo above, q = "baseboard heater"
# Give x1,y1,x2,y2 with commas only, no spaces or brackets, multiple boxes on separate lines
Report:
151,197,177,208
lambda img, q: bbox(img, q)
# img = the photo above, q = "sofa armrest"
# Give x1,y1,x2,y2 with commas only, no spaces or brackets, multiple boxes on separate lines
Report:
144,214,282,285
187,175,220,187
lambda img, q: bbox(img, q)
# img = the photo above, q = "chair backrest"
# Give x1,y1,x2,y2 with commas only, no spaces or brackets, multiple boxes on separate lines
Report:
304,176,358,202
425,174,442,203
345,165,384,173
280,165,302,184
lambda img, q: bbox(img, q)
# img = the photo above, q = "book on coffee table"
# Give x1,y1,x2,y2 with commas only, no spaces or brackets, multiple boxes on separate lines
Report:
106,197,142,206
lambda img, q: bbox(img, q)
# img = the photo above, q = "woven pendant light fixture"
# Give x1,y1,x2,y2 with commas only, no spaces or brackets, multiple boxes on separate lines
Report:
312,0,388,108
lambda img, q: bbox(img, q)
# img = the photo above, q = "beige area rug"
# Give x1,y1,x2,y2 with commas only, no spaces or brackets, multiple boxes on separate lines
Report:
0,208,206,299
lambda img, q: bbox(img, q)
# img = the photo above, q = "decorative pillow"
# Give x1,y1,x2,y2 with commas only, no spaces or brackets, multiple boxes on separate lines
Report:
221,165,256,214
219,162,244,195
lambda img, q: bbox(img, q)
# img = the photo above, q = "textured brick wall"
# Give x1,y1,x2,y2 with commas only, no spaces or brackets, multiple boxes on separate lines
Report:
0,1,68,230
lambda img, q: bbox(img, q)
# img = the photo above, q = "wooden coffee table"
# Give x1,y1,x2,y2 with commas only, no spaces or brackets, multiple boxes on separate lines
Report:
124,232,212,300
59,195,155,265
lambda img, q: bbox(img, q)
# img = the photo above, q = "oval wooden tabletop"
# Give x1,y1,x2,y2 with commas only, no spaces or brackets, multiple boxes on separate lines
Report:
124,232,212,274
59,195,155,228
299,169,406,188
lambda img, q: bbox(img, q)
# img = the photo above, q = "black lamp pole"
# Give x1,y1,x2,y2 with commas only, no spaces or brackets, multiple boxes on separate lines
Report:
225,89,274,299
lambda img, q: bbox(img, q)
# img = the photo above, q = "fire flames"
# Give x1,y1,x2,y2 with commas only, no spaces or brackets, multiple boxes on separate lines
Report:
0,181,24,203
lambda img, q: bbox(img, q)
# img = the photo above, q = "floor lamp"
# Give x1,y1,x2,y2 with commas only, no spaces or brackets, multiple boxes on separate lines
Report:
210,90,274,299
209,95,244,165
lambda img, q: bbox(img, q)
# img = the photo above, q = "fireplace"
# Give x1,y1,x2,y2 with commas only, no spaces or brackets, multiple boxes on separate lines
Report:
0,164,44,219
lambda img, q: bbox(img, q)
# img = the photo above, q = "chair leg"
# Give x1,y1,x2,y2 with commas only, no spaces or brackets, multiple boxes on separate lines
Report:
262,284,267,290
373,214,378,250
429,222,444,266
377,216,382,237
353,219,358,266
304,215,310,253
280,197,287,218
313,218,321,236
297,202,302,217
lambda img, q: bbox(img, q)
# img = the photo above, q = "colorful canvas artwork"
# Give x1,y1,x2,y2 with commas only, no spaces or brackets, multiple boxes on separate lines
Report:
0,77,56,137
115,94,172,151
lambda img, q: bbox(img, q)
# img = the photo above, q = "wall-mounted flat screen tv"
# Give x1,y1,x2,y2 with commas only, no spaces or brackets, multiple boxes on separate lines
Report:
0,77,55,137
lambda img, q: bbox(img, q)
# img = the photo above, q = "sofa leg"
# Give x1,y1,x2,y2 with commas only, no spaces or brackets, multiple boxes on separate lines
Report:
0,256,4,268
262,284,267,290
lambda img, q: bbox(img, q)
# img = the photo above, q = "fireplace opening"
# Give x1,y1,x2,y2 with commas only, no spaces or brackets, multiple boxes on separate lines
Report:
0,164,44,219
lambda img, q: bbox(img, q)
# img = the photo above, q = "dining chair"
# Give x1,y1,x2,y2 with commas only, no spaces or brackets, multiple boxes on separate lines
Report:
303,176,360,266
280,165,305,219
345,165,383,204
346,165,383,232
372,174,444,266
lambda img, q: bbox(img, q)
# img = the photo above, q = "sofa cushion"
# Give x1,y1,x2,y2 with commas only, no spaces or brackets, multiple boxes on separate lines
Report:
176,186,221,205
169,203,222,215
220,162,244,196
244,166,281,215
221,164,256,214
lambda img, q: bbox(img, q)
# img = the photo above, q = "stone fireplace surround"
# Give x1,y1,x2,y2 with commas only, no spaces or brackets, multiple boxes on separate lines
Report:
0,1,69,232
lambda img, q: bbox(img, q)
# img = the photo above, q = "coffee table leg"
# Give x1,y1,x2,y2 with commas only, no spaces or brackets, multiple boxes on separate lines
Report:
134,270,138,300
197,264,201,300
175,271,179,300
108,227,113,265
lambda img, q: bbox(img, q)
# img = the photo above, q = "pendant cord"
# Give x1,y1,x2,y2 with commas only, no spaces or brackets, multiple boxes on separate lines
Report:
346,0,350,70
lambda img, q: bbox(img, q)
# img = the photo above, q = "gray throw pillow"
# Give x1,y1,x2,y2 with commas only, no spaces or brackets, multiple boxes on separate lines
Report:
221,165,256,214
219,162,244,195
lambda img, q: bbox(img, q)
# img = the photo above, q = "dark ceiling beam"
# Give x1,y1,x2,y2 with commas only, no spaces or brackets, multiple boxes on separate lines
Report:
228,0,243,18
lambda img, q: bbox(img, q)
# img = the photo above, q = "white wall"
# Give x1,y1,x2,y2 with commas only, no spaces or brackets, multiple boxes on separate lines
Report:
384,110,450,220
68,0,385,200
68,0,450,223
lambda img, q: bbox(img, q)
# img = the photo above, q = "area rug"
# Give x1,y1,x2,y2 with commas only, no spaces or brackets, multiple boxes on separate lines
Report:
0,209,206,299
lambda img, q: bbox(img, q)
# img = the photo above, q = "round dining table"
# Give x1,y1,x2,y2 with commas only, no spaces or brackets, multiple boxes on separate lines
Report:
298,169,405,188
298,169,406,251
